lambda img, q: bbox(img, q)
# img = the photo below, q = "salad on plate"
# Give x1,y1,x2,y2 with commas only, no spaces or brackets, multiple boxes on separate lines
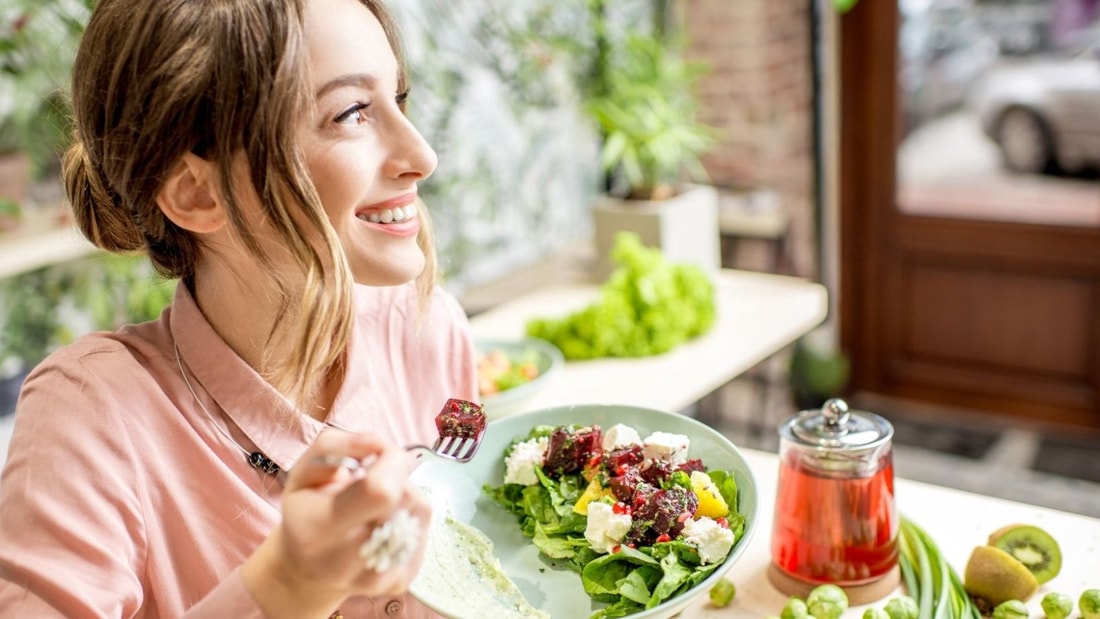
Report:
483,422,746,618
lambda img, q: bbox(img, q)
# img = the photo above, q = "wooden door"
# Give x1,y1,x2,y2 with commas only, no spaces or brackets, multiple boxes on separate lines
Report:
838,0,1100,429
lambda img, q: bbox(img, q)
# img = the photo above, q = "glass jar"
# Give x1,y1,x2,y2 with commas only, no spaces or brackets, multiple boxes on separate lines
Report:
770,398,898,586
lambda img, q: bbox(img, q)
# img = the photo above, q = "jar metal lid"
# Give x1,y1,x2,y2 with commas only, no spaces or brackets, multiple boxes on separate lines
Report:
781,398,893,451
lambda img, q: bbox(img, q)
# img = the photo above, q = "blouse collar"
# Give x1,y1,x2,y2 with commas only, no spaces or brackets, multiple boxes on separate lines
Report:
168,283,374,473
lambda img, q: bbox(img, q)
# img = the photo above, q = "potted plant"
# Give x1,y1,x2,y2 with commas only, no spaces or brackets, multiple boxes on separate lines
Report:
788,332,851,411
0,255,177,415
0,1,90,207
583,25,721,278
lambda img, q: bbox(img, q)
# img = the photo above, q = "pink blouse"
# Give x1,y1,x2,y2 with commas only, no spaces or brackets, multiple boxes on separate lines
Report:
0,281,478,618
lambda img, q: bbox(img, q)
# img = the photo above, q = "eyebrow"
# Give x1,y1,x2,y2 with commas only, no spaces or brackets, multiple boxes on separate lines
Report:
315,73,378,99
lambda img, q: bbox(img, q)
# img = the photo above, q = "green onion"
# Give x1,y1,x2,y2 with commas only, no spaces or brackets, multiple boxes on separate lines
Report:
897,517,981,619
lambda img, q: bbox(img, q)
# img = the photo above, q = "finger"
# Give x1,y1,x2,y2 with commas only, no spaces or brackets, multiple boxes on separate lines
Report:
285,430,386,492
350,487,432,595
329,446,418,532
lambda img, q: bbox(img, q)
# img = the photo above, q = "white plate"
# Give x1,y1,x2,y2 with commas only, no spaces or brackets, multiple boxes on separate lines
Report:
409,403,759,619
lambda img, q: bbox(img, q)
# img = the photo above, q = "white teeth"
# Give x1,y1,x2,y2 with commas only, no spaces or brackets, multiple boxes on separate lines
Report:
360,205,414,224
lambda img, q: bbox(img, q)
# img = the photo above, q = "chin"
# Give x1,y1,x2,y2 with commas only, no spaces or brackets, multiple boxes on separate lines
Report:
348,253,425,287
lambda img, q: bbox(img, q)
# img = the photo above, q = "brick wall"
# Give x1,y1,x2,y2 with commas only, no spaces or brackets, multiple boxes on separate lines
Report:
683,0,818,278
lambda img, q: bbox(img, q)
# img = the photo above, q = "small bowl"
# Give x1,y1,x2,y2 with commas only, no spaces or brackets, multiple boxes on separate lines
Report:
475,337,564,420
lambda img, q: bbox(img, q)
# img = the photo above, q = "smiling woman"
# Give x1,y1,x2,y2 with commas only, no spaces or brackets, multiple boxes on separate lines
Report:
0,0,479,617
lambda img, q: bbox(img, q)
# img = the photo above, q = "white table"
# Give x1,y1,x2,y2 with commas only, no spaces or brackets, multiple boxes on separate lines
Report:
0,207,97,280
466,268,1100,616
680,448,1100,618
468,269,830,414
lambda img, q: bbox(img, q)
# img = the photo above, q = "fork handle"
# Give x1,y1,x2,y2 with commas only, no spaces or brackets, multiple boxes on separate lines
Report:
403,444,436,458
310,454,372,473
308,445,432,475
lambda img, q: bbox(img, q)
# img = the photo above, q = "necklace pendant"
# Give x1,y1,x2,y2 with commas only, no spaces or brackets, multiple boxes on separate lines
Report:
248,452,281,476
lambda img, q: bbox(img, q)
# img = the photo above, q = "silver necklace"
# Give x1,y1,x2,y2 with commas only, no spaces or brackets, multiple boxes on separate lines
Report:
174,343,286,480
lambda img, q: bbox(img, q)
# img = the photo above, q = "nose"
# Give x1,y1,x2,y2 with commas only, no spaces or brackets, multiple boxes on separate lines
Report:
382,112,438,181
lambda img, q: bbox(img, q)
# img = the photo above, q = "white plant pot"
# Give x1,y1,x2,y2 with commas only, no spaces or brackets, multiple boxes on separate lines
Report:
592,183,721,279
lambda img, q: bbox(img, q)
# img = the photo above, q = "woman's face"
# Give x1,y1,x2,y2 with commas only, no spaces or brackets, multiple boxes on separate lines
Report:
299,0,438,287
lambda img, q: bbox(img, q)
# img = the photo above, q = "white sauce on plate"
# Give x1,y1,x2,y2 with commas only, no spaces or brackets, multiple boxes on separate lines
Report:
413,511,549,619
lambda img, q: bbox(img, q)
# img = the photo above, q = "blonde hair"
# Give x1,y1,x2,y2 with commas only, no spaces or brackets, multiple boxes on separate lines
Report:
62,0,438,407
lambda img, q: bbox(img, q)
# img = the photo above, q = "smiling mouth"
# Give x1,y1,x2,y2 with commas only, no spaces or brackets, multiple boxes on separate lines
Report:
357,204,416,224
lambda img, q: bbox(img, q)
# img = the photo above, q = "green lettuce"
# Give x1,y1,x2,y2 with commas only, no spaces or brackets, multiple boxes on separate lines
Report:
482,427,743,618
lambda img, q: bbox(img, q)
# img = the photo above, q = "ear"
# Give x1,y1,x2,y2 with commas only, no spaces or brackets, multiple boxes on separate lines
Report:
155,152,226,234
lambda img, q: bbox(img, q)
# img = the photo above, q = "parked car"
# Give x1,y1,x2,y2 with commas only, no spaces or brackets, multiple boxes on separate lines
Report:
968,37,1100,174
900,0,1000,133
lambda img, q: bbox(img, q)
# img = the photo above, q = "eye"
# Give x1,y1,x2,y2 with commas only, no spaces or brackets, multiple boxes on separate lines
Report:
334,102,370,124
396,88,410,112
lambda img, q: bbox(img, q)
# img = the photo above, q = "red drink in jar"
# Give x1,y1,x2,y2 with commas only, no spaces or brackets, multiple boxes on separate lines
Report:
772,450,897,584
770,398,899,587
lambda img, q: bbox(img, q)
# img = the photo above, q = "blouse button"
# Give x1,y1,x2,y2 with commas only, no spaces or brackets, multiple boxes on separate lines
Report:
384,599,403,615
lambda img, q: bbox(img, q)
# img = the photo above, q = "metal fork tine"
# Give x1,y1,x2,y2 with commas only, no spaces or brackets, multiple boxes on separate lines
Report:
458,438,479,461
448,437,469,458
444,437,466,458
436,435,457,457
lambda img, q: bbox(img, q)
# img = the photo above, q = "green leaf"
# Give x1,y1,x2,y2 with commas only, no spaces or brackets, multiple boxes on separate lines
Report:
833,0,859,13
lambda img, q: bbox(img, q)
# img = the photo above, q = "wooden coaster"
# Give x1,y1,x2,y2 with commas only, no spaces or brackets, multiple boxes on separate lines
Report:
767,564,902,606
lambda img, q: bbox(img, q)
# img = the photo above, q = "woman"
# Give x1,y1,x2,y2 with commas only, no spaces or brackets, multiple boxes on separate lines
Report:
0,0,477,616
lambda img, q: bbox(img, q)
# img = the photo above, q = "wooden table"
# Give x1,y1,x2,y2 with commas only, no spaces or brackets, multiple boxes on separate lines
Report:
468,269,830,414
680,448,1100,617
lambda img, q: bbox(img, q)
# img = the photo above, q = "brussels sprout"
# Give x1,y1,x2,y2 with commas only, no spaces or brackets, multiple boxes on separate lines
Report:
862,609,890,619
1081,589,1100,619
1042,592,1073,619
884,596,919,619
992,600,1028,619
709,579,736,608
807,584,849,619
781,597,810,619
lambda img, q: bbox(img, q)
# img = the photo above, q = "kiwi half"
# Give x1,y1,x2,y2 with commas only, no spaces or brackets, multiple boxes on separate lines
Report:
988,524,1062,584
964,545,1040,605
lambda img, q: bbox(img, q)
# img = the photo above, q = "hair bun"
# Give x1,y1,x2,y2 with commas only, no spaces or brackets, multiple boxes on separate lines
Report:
62,139,144,252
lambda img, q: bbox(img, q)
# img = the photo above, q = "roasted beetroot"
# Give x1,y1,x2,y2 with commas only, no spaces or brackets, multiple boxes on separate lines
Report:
609,468,649,502
544,425,603,477
602,444,644,474
434,398,486,439
639,459,673,486
623,486,698,546
677,458,705,474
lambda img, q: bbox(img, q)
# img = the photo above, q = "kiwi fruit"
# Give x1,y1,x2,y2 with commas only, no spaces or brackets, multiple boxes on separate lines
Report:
964,545,1040,605
987,523,1062,584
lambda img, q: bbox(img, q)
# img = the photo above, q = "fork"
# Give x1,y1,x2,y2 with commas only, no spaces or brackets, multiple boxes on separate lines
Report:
309,399,486,473
310,432,484,474
405,431,484,463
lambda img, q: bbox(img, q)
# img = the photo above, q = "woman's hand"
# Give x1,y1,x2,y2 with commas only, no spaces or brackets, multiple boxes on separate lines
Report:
242,430,431,618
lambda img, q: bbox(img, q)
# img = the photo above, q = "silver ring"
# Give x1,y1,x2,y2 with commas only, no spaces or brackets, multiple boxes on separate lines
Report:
358,508,421,572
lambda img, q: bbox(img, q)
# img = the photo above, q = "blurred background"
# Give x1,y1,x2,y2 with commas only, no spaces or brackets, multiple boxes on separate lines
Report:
0,0,1098,514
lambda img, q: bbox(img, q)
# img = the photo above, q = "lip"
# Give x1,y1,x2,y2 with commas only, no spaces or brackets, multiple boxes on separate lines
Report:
356,191,417,217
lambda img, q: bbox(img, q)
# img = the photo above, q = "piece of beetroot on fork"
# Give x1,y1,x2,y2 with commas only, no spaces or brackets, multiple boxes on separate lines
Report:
434,398,486,440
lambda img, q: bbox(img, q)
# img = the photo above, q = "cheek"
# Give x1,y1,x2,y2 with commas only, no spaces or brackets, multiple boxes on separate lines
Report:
306,149,377,218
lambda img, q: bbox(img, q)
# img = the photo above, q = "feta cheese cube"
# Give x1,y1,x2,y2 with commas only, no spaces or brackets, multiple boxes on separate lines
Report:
584,501,632,554
503,436,549,486
602,423,642,450
642,431,690,465
681,516,735,564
